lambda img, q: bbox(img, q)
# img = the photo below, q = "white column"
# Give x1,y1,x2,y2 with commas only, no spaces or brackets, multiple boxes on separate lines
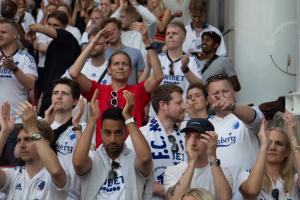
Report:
297,0,300,92
234,0,297,106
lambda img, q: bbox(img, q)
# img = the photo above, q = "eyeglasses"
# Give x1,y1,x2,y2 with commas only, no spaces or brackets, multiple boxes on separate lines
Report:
206,73,229,85
107,161,120,180
168,135,179,153
110,91,118,108
169,62,174,76
271,188,279,200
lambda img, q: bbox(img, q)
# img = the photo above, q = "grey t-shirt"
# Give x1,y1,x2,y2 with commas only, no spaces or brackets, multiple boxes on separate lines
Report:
200,56,237,82
105,46,146,85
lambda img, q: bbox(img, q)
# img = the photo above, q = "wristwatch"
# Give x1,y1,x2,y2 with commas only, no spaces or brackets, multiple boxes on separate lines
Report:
72,125,82,132
31,132,42,141
125,117,135,125
209,158,221,166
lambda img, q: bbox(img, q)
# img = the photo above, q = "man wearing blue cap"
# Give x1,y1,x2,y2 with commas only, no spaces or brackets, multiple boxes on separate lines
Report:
164,118,232,200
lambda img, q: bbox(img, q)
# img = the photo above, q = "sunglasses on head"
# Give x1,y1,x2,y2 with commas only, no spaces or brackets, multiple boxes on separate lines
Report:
168,135,179,153
206,73,229,85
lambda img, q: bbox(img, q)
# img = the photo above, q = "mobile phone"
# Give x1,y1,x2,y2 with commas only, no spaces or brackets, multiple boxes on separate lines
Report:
190,52,199,56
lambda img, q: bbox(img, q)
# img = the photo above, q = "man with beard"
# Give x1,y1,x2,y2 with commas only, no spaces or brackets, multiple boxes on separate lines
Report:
0,101,69,199
126,84,186,200
199,31,240,92
73,90,153,199
182,0,226,56
78,26,110,84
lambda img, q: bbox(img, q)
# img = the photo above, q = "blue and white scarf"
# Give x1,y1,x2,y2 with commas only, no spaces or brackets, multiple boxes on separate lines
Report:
141,117,186,184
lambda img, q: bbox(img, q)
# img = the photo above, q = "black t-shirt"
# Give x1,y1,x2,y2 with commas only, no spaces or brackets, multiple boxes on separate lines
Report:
38,29,80,116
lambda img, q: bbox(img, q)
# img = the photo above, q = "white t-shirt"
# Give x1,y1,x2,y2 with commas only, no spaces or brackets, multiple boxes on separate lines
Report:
148,53,202,118
164,161,233,196
238,171,300,200
51,121,86,200
158,52,202,95
80,32,89,46
0,49,37,116
66,25,81,44
21,12,36,33
81,59,111,84
96,159,126,200
208,108,263,191
121,30,146,61
183,24,227,56
0,166,70,200
36,33,53,68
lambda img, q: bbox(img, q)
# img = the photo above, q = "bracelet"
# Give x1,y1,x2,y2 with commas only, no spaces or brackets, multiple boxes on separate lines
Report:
182,67,189,74
125,117,135,125
294,145,300,152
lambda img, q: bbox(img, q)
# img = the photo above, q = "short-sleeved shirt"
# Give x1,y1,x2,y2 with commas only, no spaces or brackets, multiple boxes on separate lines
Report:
209,108,263,190
83,81,150,147
238,171,300,200
104,46,145,85
96,158,125,200
0,49,37,116
81,59,111,84
0,166,70,200
198,56,237,82
183,23,227,56
164,161,232,197
158,52,202,95
52,122,86,200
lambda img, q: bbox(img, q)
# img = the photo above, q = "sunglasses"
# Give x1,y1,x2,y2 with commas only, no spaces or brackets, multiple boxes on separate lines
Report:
169,62,174,76
271,188,279,200
110,91,118,108
168,135,179,153
206,73,229,85
107,161,120,180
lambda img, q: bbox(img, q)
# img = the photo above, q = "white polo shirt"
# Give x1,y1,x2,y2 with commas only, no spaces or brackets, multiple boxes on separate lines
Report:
0,166,70,200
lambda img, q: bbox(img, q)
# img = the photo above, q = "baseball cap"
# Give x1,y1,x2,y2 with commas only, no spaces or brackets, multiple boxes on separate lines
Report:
180,118,214,133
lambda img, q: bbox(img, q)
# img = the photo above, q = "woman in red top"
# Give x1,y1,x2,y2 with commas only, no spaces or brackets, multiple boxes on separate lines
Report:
69,22,164,147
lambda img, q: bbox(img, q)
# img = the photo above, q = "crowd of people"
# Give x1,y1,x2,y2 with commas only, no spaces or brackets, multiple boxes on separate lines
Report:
0,0,299,199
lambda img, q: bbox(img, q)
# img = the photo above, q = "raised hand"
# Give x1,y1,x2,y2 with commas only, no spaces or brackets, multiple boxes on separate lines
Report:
44,103,57,124
130,22,150,44
181,54,189,72
200,131,218,160
17,101,38,133
72,98,85,127
185,101,198,118
186,134,200,162
122,90,134,119
282,110,298,142
211,95,235,113
0,102,15,136
2,57,18,72
257,119,269,148
89,89,100,120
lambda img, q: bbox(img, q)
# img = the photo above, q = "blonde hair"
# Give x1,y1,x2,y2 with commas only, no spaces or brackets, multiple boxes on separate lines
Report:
180,188,215,200
262,113,295,194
